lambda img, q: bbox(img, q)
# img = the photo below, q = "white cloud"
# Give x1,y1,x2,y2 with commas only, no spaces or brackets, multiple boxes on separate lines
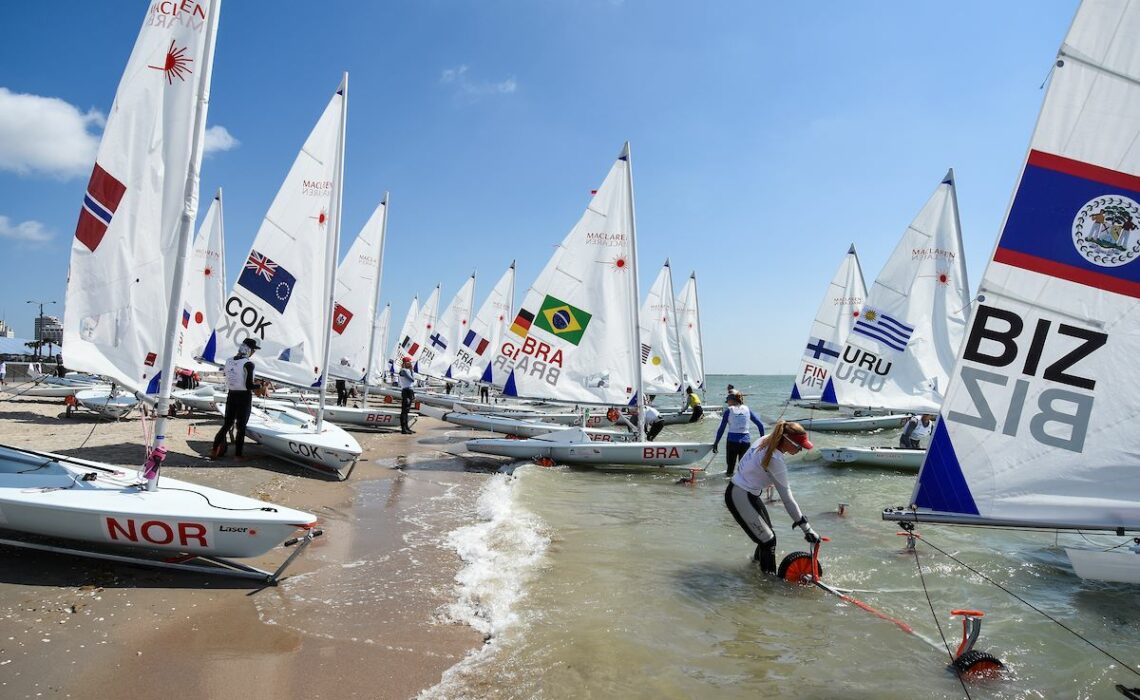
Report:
203,124,239,155
440,65,518,98
0,88,103,179
0,215,52,244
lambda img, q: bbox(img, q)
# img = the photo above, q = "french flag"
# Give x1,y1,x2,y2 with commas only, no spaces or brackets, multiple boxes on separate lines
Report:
463,329,489,356
75,163,126,252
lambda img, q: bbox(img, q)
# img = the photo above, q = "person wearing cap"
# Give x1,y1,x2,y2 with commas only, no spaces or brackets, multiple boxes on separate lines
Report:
211,337,259,459
724,420,820,574
712,392,765,477
398,356,416,434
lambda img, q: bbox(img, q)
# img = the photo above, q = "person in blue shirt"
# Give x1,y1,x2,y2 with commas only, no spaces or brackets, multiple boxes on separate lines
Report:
712,392,765,476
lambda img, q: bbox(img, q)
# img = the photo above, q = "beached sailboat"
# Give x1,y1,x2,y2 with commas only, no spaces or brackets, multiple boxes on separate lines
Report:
789,244,867,410
289,195,400,429
419,274,476,382
467,144,713,469
202,75,362,479
448,261,515,388
404,285,441,372
816,171,971,465
2,0,319,578
885,0,1140,583
675,271,706,394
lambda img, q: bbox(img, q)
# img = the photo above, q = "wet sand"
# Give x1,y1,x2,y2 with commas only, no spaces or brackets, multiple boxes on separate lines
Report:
0,391,503,699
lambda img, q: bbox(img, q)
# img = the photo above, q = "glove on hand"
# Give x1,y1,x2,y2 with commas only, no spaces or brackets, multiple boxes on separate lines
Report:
712,444,719,454
798,519,820,544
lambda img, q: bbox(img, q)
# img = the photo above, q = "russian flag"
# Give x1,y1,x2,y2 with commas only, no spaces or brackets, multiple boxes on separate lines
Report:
75,163,126,252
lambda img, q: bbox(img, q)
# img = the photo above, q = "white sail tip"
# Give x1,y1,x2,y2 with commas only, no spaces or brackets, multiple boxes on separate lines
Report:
942,168,955,185
618,142,630,161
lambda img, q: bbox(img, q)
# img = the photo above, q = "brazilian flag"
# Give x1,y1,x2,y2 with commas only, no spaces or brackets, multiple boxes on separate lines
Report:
534,294,592,345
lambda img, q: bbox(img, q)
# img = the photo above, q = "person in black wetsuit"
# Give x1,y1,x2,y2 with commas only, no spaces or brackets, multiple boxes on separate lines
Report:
211,338,258,459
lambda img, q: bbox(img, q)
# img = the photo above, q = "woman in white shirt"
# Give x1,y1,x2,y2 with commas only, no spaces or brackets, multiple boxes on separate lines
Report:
724,420,820,574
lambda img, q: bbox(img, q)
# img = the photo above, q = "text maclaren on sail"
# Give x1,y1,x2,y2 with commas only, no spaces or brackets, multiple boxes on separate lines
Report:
945,304,1105,453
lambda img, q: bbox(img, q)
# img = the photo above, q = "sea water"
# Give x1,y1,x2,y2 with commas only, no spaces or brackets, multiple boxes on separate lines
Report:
423,375,1140,699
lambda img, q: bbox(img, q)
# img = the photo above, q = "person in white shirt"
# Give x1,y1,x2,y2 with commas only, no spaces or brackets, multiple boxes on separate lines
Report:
724,420,820,575
398,356,416,434
899,413,935,449
642,400,665,441
211,338,259,459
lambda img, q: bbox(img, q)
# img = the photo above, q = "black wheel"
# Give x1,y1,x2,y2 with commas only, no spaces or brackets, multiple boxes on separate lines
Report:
951,650,1004,679
777,551,822,583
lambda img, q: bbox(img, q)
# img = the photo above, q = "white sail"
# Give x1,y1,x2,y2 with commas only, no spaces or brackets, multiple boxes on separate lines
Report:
390,296,419,365
675,272,705,392
407,285,440,371
639,261,683,394
902,1,1140,531
450,262,515,385
420,274,476,379
824,172,971,413
177,188,226,373
329,198,386,382
790,245,866,402
367,303,391,385
63,2,219,394
202,81,345,388
490,145,639,405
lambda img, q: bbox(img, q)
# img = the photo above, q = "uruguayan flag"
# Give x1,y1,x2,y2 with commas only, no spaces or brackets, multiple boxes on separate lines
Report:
850,309,913,352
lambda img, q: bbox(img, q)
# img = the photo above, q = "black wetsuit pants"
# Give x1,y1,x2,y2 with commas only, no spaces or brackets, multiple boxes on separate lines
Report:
724,482,777,573
687,404,704,423
336,380,348,406
400,388,415,432
725,440,749,477
646,419,666,441
213,390,252,457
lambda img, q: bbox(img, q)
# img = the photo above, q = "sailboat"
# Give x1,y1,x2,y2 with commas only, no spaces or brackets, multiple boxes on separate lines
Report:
419,273,477,384
815,171,971,465
466,144,713,469
675,270,706,394
0,0,318,578
789,244,867,411
885,0,1140,583
287,195,400,429
202,75,362,479
453,261,516,389
640,260,684,396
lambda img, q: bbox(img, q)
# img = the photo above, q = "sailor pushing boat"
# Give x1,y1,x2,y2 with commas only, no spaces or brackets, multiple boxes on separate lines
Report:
723,420,819,575
211,338,259,459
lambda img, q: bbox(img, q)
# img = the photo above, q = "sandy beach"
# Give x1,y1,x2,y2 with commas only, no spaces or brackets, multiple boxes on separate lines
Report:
0,391,500,699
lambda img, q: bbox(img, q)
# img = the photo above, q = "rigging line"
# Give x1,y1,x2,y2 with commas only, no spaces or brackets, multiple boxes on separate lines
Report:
918,536,1140,679
157,485,281,512
910,543,973,700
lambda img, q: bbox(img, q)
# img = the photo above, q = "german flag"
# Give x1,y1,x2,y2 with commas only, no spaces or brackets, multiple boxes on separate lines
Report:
509,308,534,338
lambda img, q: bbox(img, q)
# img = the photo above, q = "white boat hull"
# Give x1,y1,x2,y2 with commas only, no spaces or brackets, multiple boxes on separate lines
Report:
292,403,411,430
793,413,910,432
241,405,363,480
172,387,225,412
421,406,633,441
819,446,924,471
466,428,712,468
1065,548,1140,584
74,389,138,420
17,377,110,398
0,444,316,559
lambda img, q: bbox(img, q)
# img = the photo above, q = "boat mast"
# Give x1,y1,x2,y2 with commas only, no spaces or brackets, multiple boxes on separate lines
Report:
362,192,388,403
216,187,227,304
663,258,683,393
149,0,221,490
316,72,349,432
623,142,646,441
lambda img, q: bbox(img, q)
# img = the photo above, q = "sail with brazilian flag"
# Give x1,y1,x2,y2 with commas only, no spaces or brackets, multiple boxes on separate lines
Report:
491,144,640,404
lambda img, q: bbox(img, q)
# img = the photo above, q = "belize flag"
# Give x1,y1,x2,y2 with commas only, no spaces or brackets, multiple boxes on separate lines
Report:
237,250,296,314
995,150,1140,298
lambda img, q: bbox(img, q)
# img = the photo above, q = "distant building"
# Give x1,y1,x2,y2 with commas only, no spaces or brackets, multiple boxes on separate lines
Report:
0,320,14,338
35,315,63,345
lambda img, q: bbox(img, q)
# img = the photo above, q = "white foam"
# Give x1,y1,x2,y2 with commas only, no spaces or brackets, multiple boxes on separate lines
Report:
422,470,548,699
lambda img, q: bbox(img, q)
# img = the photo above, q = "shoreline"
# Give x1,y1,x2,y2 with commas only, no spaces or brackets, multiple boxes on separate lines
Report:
0,393,501,699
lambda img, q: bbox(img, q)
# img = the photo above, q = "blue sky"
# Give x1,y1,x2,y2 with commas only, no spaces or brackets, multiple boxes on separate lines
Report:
0,0,1078,373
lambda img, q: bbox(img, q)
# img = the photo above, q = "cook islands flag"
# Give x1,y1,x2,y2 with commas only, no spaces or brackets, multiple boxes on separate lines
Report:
237,250,296,314
534,295,592,346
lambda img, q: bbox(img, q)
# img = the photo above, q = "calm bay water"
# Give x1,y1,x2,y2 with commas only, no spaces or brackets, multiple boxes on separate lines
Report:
423,375,1139,699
